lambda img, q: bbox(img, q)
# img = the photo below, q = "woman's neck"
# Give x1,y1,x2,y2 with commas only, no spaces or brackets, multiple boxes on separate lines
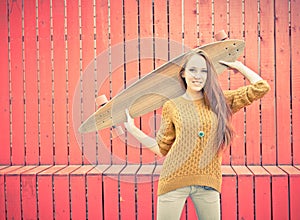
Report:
182,88,204,101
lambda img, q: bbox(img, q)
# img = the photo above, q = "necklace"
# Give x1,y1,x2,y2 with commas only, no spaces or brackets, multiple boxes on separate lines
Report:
198,130,205,138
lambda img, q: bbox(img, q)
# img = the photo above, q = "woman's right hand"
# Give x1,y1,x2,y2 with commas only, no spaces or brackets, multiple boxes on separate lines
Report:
124,109,163,157
124,109,136,133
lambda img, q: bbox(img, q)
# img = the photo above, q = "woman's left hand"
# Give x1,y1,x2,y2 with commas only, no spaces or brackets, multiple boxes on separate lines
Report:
219,60,244,73
219,60,263,84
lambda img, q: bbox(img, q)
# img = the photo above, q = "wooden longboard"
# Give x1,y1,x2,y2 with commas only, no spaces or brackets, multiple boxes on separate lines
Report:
79,39,245,133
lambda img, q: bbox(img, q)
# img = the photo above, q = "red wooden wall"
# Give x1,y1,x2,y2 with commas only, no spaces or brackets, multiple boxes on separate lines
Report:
0,1,300,219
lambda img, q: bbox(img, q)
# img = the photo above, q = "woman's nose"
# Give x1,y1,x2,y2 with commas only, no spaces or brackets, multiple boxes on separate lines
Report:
193,72,202,78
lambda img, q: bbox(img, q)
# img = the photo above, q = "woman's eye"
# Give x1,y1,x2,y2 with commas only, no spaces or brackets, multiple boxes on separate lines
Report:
189,68,196,72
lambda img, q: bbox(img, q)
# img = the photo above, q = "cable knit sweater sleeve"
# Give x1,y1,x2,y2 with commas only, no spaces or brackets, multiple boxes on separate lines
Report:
223,80,270,113
156,101,176,156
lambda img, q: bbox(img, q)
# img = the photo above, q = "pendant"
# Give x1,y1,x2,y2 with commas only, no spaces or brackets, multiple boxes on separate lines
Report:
198,131,205,138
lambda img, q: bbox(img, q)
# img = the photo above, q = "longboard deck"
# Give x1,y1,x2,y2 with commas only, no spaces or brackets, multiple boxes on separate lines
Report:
79,39,245,133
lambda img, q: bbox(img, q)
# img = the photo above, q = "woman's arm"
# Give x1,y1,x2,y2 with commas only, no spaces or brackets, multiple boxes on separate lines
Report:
219,60,263,84
124,109,163,157
220,60,270,113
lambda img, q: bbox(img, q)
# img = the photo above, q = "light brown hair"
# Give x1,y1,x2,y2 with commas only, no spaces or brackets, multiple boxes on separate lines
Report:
179,50,234,149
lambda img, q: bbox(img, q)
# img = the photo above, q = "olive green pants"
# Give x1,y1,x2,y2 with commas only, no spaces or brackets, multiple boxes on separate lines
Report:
157,185,220,220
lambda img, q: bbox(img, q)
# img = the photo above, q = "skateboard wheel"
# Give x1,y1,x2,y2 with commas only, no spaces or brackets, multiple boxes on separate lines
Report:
112,126,124,138
95,94,108,107
215,30,228,41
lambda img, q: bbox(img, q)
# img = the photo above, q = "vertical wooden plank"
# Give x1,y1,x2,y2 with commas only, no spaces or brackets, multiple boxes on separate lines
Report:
87,165,109,219
279,166,300,220
21,166,50,220
0,0,10,165
0,166,22,220
38,0,53,164
78,0,96,120
95,0,108,55
228,0,245,165
153,165,162,219
154,0,168,67
52,0,68,164
183,0,198,49
139,0,156,164
103,165,124,220
53,165,80,219
221,166,237,219
199,0,213,44
9,0,25,165
214,0,231,165
264,166,289,220
37,165,66,219
248,166,271,220
169,0,183,59
95,91,113,164
70,166,94,220
124,0,140,164
24,0,39,164
291,0,300,164
232,166,254,219
95,0,111,164
67,0,82,164
81,0,97,165
96,91,112,164
96,129,112,164
5,166,35,220
110,1,126,164
260,0,276,165
244,0,261,165
136,165,156,220
5,172,21,220
119,165,140,219
0,170,5,220
275,0,291,164
153,0,168,166
95,44,112,164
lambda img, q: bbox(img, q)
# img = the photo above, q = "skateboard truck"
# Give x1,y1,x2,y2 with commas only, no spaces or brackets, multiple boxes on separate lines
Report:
215,30,228,41
95,94,124,137
95,94,109,107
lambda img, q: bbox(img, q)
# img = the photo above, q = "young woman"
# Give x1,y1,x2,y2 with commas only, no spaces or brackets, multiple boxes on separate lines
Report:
124,51,270,219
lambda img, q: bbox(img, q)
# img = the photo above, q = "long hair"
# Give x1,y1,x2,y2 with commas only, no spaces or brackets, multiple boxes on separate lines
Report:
179,50,234,149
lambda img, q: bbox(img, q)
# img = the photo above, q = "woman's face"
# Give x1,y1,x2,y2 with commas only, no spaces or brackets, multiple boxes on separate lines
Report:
182,54,208,92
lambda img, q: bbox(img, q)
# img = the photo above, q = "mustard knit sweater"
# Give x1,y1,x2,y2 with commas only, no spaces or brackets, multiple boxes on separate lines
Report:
156,80,270,196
